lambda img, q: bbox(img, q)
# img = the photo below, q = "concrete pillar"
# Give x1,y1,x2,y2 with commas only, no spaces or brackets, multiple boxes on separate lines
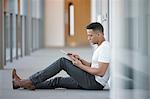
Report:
0,0,4,69
110,0,150,99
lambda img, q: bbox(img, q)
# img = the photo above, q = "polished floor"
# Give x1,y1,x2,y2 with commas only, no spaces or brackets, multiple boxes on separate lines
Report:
0,47,110,99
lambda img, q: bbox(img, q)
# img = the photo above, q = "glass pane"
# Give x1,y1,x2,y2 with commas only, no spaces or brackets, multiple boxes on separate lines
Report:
69,4,75,36
12,13,16,59
4,12,10,61
10,13,13,62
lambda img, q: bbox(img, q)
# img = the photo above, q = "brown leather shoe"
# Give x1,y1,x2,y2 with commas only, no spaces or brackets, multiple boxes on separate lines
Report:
12,68,21,89
13,79,36,90
12,68,21,80
12,80,20,89
22,80,36,90
12,69,35,90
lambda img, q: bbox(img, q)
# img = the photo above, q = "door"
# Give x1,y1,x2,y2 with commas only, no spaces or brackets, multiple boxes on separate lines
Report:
65,0,91,47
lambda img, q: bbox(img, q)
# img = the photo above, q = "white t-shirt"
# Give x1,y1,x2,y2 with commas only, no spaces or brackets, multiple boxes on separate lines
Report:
91,41,111,86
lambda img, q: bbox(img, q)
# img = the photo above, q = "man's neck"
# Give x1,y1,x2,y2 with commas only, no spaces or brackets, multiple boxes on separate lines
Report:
97,39,105,46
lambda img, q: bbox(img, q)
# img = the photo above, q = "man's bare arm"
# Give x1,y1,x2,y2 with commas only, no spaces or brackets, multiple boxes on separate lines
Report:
78,62,109,76
70,56,109,76
79,58,91,67
67,53,91,67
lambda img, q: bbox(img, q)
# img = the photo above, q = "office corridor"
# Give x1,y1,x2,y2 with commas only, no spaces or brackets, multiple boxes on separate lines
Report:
0,47,110,99
1,0,150,99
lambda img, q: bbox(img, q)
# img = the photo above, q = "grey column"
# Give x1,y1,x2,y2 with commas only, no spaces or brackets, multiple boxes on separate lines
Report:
25,0,32,55
0,0,4,69
110,0,150,99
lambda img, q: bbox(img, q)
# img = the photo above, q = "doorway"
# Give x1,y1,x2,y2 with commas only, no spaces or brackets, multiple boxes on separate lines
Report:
64,0,91,47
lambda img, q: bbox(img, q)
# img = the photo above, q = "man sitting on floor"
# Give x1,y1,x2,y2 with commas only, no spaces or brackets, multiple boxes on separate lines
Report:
12,22,111,90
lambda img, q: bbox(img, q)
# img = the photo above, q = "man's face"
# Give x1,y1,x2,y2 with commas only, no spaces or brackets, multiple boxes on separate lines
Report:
86,29,99,44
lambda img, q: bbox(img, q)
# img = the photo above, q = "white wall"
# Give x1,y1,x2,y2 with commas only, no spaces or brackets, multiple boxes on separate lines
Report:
91,0,109,41
44,0,64,47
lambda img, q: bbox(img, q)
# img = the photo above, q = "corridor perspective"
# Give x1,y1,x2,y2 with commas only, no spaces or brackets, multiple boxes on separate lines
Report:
0,0,150,99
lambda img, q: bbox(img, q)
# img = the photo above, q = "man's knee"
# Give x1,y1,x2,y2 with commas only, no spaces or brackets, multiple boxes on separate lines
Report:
59,57,68,62
58,57,68,66
60,57,66,60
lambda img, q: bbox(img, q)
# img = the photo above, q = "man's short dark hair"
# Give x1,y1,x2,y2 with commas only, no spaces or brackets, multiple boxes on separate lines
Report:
86,22,104,34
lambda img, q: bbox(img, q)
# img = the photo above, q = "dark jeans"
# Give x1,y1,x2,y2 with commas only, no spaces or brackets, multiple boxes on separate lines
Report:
29,57,104,90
